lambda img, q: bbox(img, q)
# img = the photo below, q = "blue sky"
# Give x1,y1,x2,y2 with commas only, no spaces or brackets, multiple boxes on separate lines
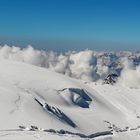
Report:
0,0,140,51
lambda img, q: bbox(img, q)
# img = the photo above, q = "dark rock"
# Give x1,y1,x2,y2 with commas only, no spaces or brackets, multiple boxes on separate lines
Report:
103,73,118,85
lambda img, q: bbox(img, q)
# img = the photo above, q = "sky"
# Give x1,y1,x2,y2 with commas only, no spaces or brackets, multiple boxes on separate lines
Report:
0,0,140,51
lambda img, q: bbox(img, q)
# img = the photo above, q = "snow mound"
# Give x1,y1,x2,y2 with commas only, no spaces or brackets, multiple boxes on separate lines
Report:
60,88,92,108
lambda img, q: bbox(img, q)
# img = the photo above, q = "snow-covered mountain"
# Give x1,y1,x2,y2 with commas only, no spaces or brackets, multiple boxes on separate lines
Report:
0,46,140,140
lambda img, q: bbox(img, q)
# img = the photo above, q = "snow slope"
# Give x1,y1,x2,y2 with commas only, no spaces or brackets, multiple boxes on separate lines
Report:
0,59,140,140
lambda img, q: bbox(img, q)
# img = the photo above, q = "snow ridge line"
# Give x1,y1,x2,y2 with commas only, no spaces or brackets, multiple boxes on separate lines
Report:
0,127,113,139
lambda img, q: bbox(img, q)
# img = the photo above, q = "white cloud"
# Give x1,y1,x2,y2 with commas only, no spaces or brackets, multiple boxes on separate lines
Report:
0,45,139,87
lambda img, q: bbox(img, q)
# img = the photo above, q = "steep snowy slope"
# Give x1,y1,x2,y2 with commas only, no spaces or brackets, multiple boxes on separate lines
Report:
0,59,140,140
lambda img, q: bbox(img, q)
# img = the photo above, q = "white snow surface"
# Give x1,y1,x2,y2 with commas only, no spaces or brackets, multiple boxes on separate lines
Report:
0,47,140,139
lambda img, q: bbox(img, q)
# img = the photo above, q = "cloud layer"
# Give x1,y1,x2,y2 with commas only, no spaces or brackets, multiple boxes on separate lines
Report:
0,45,140,88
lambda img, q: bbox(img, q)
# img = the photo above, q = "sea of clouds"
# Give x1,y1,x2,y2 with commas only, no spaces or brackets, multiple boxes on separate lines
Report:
0,45,140,88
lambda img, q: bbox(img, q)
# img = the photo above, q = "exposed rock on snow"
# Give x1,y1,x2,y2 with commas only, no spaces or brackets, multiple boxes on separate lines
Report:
103,74,118,85
59,88,92,108
34,98,77,128
3,126,113,139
